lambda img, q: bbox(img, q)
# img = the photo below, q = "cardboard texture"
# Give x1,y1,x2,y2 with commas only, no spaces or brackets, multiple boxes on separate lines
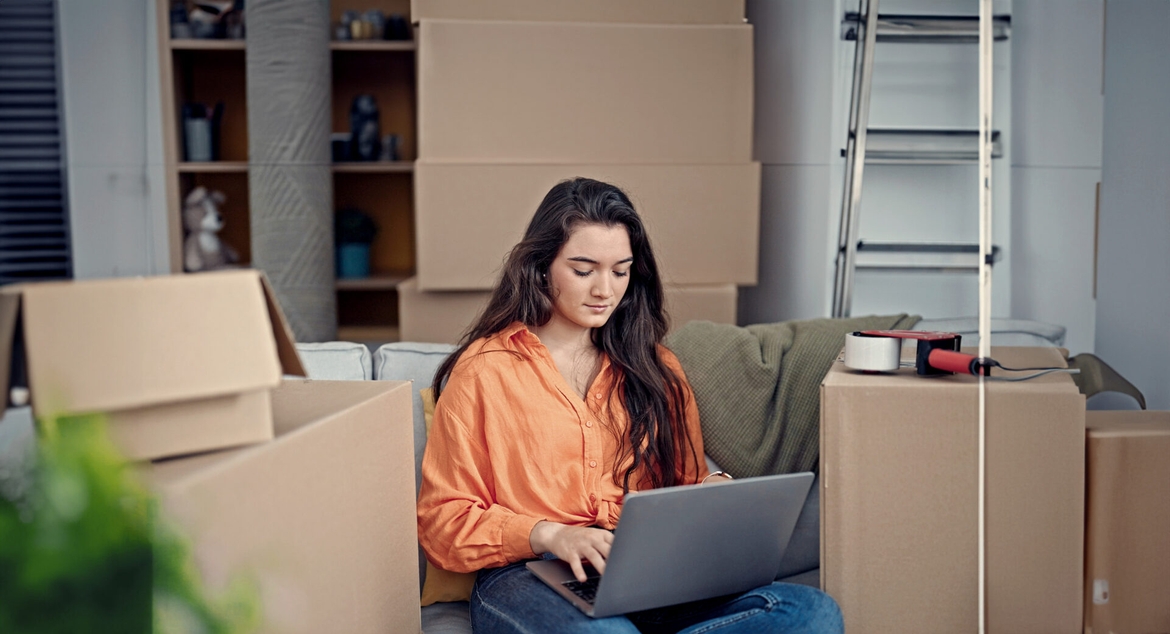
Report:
1084,410,1170,634
414,162,761,290
820,347,1085,634
398,277,737,344
0,270,304,461
149,380,421,634
411,0,745,24
418,20,753,163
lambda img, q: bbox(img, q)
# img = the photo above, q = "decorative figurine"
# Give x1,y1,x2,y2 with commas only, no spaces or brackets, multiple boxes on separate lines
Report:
183,186,239,272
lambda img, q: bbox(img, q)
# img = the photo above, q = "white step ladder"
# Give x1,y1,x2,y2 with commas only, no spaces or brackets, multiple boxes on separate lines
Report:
831,0,1011,318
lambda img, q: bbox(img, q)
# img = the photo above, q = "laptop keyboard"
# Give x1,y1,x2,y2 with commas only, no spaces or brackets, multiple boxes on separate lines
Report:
562,576,601,604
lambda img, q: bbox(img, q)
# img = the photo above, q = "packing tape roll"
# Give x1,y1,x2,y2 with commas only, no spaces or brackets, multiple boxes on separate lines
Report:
844,333,901,372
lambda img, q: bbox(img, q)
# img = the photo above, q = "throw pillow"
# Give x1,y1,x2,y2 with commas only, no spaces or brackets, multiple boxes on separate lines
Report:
418,387,478,606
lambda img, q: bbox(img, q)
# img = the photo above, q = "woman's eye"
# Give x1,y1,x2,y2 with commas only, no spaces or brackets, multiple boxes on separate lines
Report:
573,269,591,277
614,270,629,278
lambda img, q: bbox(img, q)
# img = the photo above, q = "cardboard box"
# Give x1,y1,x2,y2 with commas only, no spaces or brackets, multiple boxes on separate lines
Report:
418,20,753,163
820,347,1085,633
414,162,761,290
398,277,737,344
149,380,420,634
0,270,305,461
1084,410,1170,634
411,0,745,24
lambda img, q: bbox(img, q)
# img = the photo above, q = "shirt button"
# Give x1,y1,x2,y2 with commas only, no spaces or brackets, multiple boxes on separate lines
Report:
585,420,593,428
594,393,602,400
589,494,596,502
589,460,597,468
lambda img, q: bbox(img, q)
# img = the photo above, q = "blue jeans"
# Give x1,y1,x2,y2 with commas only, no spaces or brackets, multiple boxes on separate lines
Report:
470,559,844,634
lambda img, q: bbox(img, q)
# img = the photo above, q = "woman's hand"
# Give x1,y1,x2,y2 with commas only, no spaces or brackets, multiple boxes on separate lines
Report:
529,521,614,582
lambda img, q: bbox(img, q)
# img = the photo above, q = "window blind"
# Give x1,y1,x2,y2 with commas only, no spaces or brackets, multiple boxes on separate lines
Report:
0,0,71,284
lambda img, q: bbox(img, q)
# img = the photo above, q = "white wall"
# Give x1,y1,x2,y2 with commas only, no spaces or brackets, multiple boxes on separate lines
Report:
1097,0,1170,409
739,0,838,324
1010,0,1103,354
58,0,168,279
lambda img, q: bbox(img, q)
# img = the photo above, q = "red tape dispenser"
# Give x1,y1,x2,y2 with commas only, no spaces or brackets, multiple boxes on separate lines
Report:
845,330,989,376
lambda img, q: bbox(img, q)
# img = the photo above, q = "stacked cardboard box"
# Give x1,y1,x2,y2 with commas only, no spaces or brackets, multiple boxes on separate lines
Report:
1084,410,1170,634
407,0,758,341
0,272,421,632
820,347,1085,633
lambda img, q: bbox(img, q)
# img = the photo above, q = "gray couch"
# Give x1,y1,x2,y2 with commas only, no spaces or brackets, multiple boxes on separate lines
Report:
296,318,1073,633
295,340,823,633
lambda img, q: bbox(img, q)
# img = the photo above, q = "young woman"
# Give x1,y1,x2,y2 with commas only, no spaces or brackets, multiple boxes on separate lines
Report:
416,178,843,633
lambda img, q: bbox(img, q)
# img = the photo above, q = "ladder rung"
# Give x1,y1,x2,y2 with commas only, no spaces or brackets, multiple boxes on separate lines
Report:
862,129,1002,164
854,242,1001,272
841,13,1011,43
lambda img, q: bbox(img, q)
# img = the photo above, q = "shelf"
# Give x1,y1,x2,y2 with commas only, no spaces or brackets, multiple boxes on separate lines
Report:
171,39,246,50
332,161,414,174
178,161,248,173
335,273,410,291
330,41,416,52
336,325,400,343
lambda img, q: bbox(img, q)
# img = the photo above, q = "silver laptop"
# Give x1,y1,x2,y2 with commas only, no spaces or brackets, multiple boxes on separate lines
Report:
526,472,814,618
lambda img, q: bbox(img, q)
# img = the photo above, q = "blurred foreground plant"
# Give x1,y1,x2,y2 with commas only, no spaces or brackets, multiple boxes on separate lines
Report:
0,414,259,634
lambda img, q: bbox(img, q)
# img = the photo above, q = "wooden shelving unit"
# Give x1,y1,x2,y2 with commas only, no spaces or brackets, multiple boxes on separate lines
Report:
157,0,416,344
335,273,410,291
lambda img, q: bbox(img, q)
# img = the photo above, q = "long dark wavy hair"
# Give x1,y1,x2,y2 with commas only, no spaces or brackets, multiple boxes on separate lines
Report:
432,177,700,492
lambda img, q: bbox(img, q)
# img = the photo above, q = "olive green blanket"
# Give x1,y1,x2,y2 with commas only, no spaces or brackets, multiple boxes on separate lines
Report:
666,314,920,477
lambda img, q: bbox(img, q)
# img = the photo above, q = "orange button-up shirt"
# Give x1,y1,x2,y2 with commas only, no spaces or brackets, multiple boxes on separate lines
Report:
416,322,708,573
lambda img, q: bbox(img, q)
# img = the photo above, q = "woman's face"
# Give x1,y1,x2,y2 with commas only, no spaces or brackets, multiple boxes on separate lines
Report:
546,223,634,332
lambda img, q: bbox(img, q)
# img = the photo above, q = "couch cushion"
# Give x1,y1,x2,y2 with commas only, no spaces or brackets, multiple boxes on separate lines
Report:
372,342,457,494
421,601,472,634
294,342,372,380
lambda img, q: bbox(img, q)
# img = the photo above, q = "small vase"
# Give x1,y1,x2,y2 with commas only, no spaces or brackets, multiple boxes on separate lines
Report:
336,243,371,279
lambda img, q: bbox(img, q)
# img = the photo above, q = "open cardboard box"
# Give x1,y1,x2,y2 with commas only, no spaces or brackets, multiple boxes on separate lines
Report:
0,270,305,461
148,379,420,634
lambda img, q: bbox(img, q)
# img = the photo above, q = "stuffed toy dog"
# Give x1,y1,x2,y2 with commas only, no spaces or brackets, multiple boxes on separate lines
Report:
183,186,239,272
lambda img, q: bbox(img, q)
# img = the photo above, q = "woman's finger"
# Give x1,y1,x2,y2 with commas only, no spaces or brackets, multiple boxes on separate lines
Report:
568,556,589,583
594,537,612,560
583,547,607,577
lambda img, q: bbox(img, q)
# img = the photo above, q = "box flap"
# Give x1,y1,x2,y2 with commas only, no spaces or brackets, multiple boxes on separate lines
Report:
259,274,306,377
20,270,287,417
